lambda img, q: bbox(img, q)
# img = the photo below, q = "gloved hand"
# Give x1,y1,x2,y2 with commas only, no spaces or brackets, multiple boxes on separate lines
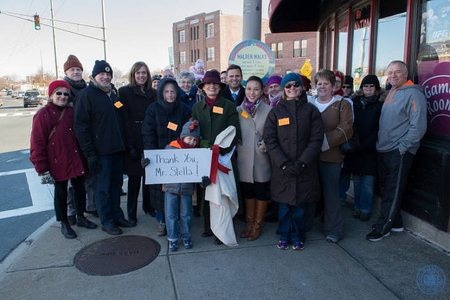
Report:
87,156,102,175
129,145,139,159
40,171,55,185
141,157,150,168
283,161,306,177
200,176,212,188
199,139,211,149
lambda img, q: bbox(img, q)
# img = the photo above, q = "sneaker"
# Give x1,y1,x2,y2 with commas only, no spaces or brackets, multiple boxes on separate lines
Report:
183,239,193,249
391,226,404,233
277,240,289,250
169,240,178,251
76,216,97,229
359,212,370,222
366,229,390,242
157,222,167,236
326,235,339,243
291,241,305,250
353,209,361,219
61,222,77,239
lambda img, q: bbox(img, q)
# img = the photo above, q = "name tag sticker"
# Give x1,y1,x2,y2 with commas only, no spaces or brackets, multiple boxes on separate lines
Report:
278,118,290,126
241,111,249,119
167,122,178,131
114,101,123,108
213,106,223,114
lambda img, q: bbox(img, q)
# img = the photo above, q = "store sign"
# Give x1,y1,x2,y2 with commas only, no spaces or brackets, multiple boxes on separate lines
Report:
422,74,450,137
144,148,212,184
228,39,275,84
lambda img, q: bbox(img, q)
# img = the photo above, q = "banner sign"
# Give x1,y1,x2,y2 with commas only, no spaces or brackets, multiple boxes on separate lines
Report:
144,149,212,184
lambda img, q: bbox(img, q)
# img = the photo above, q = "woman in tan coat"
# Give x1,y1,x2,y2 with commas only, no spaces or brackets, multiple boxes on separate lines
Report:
236,76,272,241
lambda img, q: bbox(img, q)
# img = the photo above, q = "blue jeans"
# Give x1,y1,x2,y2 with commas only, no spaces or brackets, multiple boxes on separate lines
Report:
164,192,192,242
339,171,351,203
353,175,375,213
95,153,126,227
276,203,306,243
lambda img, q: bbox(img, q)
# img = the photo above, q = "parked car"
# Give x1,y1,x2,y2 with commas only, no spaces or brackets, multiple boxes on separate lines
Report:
6,90,12,96
17,91,25,99
23,90,42,107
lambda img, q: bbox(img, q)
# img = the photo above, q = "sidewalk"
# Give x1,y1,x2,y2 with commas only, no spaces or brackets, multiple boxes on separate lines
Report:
1,197,449,300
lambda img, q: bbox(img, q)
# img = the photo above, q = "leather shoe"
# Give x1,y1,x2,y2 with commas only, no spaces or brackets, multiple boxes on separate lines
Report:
102,226,123,235
61,222,77,239
214,237,223,245
77,216,97,229
116,219,136,228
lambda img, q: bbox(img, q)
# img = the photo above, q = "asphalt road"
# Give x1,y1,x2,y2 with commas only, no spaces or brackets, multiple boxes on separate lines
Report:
0,95,54,262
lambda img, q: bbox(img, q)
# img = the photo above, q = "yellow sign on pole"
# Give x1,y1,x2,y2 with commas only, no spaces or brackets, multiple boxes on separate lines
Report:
301,59,313,80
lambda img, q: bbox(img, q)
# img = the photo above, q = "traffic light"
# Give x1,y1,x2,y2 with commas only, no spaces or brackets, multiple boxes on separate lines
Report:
34,14,41,30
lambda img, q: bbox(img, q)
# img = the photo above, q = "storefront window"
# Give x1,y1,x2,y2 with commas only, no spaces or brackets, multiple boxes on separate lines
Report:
328,21,335,69
417,0,450,137
337,18,348,73
351,5,370,88
375,0,407,88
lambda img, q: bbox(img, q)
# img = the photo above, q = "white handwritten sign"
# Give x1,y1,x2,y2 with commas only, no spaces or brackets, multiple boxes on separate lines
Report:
144,149,212,184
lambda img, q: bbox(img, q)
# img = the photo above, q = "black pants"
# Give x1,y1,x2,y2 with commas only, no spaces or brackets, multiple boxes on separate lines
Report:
375,150,414,234
54,176,86,222
127,174,150,222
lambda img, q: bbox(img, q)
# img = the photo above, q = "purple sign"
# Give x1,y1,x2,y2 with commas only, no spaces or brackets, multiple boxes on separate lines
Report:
421,70,450,137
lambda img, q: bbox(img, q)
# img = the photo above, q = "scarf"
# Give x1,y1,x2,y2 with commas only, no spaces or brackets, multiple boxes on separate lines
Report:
89,75,111,93
205,95,220,108
243,97,261,115
64,76,87,96
268,92,282,107
177,137,197,149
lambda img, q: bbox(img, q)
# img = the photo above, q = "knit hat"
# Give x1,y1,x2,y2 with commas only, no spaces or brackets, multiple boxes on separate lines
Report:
151,75,161,81
92,60,113,78
63,55,83,72
198,70,226,90
195,59,205,70
180,119,200,141
280,73,304,89
335,71,344,83
344,75,353,88
361,75,380,90
48,80,70,97
266,75,282,87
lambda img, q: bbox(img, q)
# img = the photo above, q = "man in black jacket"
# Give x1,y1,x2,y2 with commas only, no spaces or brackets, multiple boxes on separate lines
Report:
74,60,135,235
221,64,245,106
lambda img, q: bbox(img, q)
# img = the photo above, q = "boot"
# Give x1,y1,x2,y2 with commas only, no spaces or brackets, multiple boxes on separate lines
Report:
240,198,256,238
247,200,268,241
202,216,213,237
61,222,77,239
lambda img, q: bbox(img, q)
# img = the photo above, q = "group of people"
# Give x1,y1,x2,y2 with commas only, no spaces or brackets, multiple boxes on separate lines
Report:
29,55,427,251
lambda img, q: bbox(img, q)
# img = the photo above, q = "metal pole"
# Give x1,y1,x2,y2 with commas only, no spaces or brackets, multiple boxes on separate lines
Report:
101,0,107,60
243,0,262,41
50,0,59,78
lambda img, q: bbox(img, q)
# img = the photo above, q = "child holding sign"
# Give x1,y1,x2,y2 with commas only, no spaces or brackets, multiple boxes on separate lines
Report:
161,119,210,251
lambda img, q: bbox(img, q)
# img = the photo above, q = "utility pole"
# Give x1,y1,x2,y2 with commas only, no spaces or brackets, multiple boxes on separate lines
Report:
243,0,262,41
101,0,107,60
50,0,59,78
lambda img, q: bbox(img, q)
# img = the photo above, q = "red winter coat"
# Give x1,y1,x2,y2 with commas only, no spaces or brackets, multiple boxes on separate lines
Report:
30,102,86,181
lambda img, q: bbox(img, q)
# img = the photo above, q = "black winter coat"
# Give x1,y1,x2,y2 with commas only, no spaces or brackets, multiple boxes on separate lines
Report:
222,85,245,106
263,95,324,205
343,94,382,176
141,78,191,211
74,82,125,157
119,85,156,176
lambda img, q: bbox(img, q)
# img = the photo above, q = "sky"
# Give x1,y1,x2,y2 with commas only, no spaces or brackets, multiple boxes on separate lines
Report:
0,0,269,80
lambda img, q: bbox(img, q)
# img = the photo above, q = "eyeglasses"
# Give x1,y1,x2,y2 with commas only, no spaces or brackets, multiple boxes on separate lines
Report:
363,84,375,88
342,85,352,89
284,82,301,89
55,92,70,96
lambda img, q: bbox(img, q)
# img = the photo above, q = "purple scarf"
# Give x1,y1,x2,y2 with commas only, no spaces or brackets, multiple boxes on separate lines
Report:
243,97,261,115
268,92,282,107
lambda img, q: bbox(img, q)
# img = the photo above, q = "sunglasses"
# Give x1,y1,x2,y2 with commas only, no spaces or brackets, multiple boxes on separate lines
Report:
363,84,375,88
284,82,301,89
342,85,352,89
55,92,70,96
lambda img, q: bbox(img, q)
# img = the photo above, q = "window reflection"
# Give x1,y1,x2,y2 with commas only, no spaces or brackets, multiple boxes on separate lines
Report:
351,5,370,89
375,0,407,89
337,19,348,73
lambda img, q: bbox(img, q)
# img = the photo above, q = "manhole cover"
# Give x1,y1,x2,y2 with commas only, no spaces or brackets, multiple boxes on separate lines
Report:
74,235,161,276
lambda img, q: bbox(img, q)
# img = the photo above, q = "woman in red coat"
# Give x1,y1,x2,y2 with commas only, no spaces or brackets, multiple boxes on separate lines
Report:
30,80,97,239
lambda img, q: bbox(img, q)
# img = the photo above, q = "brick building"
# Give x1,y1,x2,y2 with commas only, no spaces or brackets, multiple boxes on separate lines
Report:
265,32,318,79
172,10,269,75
